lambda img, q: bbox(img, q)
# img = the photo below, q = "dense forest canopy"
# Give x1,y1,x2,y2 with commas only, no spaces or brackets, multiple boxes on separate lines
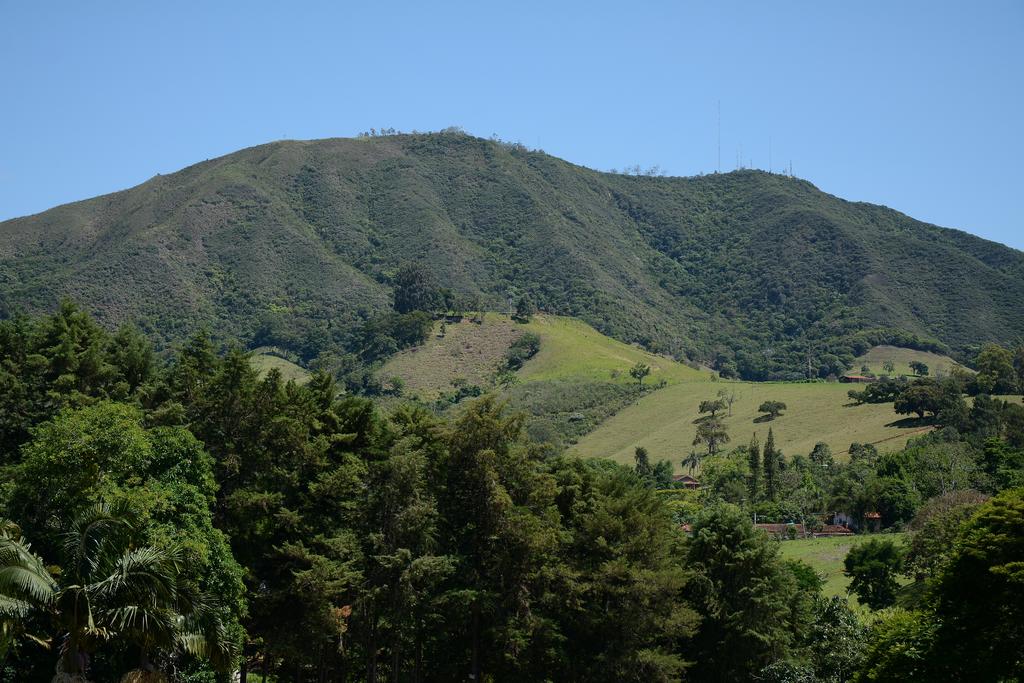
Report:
2,132,1023,380
1,304,1022,681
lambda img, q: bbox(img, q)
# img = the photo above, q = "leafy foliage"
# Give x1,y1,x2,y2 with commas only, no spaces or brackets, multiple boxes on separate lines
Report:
844,538,904,609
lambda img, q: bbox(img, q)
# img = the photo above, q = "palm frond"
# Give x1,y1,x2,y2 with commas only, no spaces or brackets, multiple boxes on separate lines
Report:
0,534,56,604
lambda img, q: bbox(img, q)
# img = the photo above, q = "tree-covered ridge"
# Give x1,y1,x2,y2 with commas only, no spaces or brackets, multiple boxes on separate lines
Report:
2,132,1022,379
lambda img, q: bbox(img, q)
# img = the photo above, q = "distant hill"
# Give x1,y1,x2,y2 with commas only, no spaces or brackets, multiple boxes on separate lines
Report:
2,131,1023,379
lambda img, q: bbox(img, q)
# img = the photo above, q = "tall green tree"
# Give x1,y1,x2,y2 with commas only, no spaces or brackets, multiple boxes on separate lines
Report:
844,538,904,609
763,427,780,500
747,433,761,500
931,487,1024,680
975,343,1017,394
686,503,801,680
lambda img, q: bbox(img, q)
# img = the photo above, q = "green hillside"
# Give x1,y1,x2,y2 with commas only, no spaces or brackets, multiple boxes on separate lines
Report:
379,313,705,399
2,132,1023,379
250,350,311,384
378,312,932,467
570,380,929,470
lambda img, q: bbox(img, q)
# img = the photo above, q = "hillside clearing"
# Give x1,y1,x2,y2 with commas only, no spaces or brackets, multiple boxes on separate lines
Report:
570,380,928,470
380,313,708,398
518,315,708,384
853,345,966,378
379,315,525,398
250,351,311,384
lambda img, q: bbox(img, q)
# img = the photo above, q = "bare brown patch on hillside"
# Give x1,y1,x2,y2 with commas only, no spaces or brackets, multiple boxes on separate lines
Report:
379,316,527,397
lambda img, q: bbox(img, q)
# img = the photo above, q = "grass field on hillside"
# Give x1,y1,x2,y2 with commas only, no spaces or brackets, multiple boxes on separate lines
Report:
779,533,908,603
250,352,311,384
380,314,709,398
853,345,966,378
570,380,929,470
518,315,709,384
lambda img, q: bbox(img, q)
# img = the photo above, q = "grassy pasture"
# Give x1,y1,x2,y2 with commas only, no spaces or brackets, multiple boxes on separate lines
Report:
379,313,707,398
853,345,966,378
517,315,708,384
250,351,311,384
570,380,929,470
779,533,908,604
379,317,947,467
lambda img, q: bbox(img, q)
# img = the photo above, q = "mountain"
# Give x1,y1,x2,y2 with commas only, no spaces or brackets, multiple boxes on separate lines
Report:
2,131,1022,379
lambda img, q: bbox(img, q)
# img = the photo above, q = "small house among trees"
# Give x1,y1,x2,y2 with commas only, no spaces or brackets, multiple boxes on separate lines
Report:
672,474,700,490
840,374,877,383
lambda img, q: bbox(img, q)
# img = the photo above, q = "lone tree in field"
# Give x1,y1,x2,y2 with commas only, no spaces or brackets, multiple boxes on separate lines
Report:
514,293,536,322
629,362,651,389
894,383,942,419
699,398,727,419
883,359,896,375
693,418,730,456
757,400,787,421
717,388,738,416
909,360,929,377
844,538,904,609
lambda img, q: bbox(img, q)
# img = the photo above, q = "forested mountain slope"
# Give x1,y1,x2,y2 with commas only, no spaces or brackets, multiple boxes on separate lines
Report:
2,131,1022,379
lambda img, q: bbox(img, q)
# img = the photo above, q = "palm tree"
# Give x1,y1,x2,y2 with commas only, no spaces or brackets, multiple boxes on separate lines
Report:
0,520,57,665
53,502,234,681
682,451,702,475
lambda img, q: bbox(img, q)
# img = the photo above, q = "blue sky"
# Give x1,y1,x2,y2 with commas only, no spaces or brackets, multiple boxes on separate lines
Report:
2,1,1022,249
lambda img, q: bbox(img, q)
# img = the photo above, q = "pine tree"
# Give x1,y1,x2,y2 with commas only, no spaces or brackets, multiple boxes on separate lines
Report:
763,427,778,501
747,433,761,501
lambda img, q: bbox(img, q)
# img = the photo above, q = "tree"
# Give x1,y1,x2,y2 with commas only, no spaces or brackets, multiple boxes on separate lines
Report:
853,608,935,682
393,262,441,314
693,418,730,456
758,400,787,420
747,434,761,500
0,522,56,663
763,427,780,500
975,343,1017,394
634,446,652,478
894,383,942,419
717,388,738,416
514,293,536,321
682,450,702,476
809,442,834,470
698,398,727,419
806,597,866,683
53,502,233,678
844,538,904,609
883,359,896,375
687,504,802,680
629,362,651,389
931,487,1024,680
909,360,929,377
904,490,987,581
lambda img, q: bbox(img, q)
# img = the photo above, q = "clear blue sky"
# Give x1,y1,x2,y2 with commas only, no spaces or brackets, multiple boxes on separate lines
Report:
2,1,1022,249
